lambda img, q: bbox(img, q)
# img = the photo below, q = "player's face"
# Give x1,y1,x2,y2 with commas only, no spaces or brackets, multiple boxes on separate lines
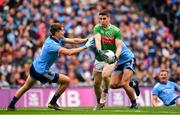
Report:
159,71,168,83
56,27,65,39
99,15,110,28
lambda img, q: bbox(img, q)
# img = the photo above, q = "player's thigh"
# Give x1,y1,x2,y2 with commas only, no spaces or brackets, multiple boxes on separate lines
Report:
110,71,123,85
102,63,117,78
121,69,133,84
93,70,102,85
57,73,70,84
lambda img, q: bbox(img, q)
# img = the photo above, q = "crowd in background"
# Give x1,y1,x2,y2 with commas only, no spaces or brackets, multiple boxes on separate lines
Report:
0,0,179,88
135,0,179,39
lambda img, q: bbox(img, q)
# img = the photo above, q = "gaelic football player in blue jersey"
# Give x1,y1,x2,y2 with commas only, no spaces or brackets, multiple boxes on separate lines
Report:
152,69,180,106
7,23,94,111
109,41,140,109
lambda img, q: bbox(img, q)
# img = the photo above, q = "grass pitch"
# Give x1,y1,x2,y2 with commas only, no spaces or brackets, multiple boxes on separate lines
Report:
0,106,180,115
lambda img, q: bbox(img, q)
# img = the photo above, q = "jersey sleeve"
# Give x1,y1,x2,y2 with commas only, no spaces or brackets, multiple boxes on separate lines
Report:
152,87,159,96
172,82,180,91
115,29,122,40
93,24,100,35
60,38,65,45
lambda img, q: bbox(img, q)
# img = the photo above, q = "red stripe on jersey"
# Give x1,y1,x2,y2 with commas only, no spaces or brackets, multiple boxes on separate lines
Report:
101,35,115,44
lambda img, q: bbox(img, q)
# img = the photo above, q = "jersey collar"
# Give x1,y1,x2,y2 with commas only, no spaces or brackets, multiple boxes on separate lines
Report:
50,36,59,43
101,24,111,30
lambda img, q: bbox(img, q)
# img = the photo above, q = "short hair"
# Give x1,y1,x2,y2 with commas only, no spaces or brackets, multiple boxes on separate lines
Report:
50,23,64,35
160,69,169,73
99,9,110,16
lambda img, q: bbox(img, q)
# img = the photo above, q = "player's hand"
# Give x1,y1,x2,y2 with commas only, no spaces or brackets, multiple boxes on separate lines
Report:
99,50,118,64
98,50,109,62
87,36,95,43
84,37,94,48
108,55,118,64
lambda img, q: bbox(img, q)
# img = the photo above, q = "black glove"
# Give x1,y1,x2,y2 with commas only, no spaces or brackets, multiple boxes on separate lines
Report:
98,50,109,62
98,50,118,64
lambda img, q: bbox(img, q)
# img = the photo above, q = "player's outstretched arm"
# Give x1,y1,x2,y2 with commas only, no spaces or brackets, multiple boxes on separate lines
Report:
64,38,87,44
173,82,180,92
64,36,94,44
152,95,159,107
58,39,94,55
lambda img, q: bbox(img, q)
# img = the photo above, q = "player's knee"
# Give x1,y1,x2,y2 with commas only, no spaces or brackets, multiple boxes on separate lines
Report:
110,84,116,89
94,81,101,88
102,74,109,80
102,71,110,79
65,77,70,85
110,83,121,89
111,82,127,89
59,76,70,85
119,82,127,88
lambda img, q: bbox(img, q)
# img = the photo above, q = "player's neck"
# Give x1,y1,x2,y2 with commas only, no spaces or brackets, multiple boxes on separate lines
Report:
160,81,168,84
103,23,111,29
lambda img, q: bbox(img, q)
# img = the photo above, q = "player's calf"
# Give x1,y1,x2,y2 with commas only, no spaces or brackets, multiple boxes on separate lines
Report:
129,80,140,96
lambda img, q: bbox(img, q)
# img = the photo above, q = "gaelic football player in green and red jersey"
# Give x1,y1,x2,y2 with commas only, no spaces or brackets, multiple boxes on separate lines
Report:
93,9,139,110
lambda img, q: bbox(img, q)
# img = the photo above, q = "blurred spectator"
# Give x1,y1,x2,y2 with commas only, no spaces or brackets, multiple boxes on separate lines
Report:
80,62,93,86
0,72,9,88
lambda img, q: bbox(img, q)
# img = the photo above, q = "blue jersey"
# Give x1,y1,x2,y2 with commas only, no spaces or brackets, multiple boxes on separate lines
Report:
33,36,65,74
152,81,180,105
118,42,134,64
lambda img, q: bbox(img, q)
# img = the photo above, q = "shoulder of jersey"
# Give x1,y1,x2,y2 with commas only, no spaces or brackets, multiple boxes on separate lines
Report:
168,81,175,85
47,38,59,45
111,24,120,31
94,24,101,28
154,83,160,88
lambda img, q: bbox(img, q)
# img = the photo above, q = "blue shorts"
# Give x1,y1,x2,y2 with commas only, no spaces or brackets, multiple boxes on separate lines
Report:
113,58,136,72
168,96,180,106
30,64,59,84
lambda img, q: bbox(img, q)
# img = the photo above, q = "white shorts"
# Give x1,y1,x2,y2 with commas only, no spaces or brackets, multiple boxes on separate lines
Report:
93,60,107,72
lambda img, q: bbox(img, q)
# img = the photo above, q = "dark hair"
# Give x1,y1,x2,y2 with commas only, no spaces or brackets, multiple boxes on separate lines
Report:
160,69,169,73
50,23,63,35
99,9,109,16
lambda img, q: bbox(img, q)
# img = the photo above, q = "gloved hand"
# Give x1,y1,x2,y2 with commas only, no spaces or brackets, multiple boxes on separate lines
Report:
98,50,118,64
87,37,95,43
98,50,109,62
84,37,95,48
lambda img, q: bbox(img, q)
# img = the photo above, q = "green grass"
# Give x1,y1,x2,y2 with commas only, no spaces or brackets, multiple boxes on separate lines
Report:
0,107,180,115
